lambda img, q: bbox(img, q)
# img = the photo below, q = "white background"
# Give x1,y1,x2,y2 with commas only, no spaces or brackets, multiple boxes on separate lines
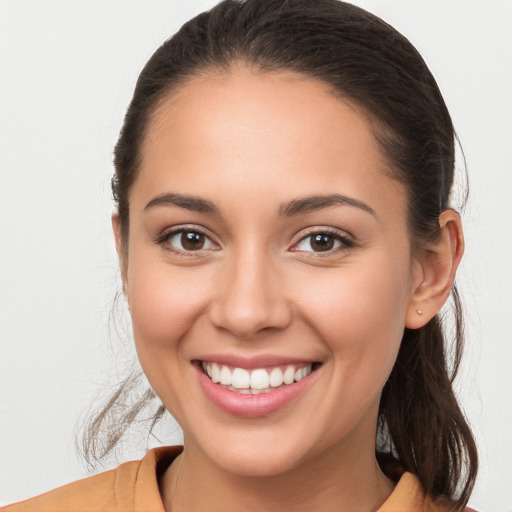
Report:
1,1,511,510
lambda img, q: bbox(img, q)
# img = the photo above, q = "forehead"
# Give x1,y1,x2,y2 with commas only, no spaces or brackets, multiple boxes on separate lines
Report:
144,68,377,169
134,67,406,221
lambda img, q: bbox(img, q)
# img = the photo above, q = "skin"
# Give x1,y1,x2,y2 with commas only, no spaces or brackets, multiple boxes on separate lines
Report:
113,68,463,512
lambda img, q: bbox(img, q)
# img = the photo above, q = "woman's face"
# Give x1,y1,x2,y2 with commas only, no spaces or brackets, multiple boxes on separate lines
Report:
120,68,423,476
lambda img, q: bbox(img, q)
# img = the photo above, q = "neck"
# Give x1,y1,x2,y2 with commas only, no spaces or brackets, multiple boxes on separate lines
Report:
160,437,394,512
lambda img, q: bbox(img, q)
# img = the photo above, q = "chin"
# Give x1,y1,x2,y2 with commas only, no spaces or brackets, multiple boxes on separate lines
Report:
215,447,304,477
190,428,314,478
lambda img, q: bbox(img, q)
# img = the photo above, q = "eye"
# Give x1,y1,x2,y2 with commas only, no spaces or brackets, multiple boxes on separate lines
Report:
293,231,352,253
162,229,217,252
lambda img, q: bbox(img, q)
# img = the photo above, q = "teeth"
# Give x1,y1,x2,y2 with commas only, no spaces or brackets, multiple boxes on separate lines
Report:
203,362,314,391
283,365,295,385
294,364,312,382
250,369,269,390
219,365,232,386
210,363,220,383
269,367,284,387
232,368,250,389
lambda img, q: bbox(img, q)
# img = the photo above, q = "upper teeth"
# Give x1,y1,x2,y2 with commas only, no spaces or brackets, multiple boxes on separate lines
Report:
202,362,313,391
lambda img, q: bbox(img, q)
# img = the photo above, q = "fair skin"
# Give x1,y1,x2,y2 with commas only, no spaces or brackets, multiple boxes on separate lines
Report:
113,68,463,512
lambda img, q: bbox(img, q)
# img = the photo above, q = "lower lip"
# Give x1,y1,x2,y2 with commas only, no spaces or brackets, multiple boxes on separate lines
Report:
196,364,318,418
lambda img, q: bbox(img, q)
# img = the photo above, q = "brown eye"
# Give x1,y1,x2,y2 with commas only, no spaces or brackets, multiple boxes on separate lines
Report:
165,230,216,252
310,233,335,252
181,231,205,250
293,231,352,253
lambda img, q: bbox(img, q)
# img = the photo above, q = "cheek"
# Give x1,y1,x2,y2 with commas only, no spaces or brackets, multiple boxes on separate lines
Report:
126,260,208,356
125,260,213,426
297,257,411,371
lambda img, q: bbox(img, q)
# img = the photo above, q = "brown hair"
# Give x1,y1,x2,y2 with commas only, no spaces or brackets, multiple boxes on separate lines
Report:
82,0,477,508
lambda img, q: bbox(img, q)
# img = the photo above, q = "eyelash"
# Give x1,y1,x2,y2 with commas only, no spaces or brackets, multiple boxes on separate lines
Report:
155,226,355,256
155,225,218,256
291,228,355,255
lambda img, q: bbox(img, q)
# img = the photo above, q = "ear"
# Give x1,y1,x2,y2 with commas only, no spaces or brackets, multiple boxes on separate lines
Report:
111,213,128,292
405,209,464,329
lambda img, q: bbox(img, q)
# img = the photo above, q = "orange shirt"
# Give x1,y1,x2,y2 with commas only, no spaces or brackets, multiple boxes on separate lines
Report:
2,446,466,511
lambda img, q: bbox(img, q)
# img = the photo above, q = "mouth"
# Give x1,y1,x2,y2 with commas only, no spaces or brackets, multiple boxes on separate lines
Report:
194,356,322,417
200,361,317,395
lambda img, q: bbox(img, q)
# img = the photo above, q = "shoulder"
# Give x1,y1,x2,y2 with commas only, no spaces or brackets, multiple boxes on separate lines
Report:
1,446,182,512
2,467,121,512
379,472,477,512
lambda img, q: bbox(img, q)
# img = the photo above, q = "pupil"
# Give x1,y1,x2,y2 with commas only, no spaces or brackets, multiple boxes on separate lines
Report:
181,231,204,250
311,233,334,252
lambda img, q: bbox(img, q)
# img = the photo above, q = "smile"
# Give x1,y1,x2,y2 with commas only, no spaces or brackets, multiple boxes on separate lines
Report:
195,357,321,417
201,362,313,394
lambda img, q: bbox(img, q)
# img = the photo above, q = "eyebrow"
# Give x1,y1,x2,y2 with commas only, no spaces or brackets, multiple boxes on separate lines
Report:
144,191,375,218
144,192,221,215
278,193,376,217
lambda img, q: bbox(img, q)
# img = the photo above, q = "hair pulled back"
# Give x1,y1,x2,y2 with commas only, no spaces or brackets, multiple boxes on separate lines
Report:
88,0,477,508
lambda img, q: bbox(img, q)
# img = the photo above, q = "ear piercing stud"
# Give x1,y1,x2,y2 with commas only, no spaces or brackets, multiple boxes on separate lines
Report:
417,309,423,315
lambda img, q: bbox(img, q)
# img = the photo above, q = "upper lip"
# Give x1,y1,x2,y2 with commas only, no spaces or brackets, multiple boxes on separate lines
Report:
194,354,319,369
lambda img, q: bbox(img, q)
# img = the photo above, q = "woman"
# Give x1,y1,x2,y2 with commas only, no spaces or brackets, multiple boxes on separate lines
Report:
3,0,478,510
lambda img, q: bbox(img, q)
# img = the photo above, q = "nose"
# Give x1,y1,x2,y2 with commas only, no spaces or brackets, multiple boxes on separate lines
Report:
208,249,292,339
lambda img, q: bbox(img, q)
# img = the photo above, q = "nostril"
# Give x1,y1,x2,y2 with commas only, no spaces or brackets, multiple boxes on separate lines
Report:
208,300,293,339
207,264,293,338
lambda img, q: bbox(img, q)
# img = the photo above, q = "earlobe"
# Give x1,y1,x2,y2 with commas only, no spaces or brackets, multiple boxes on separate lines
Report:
111,213,128,290
405,209,464,329
112,213,122,255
